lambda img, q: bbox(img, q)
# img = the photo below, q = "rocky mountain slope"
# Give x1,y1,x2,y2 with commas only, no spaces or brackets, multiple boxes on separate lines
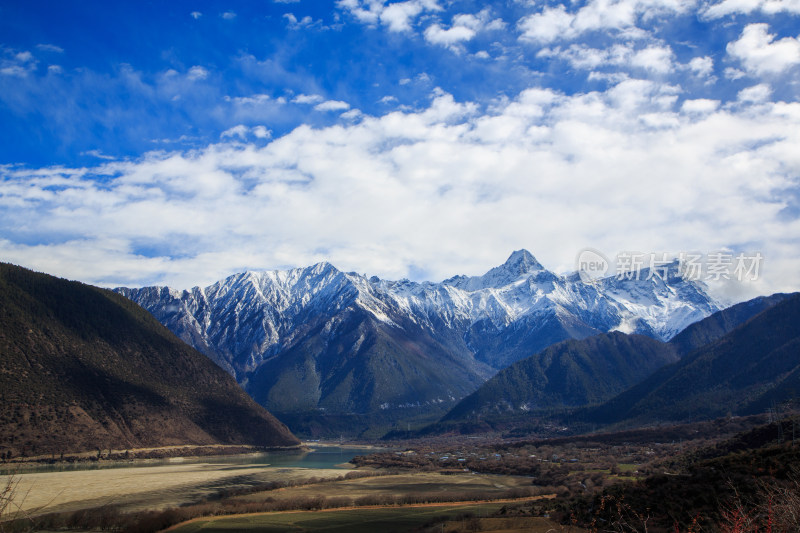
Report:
585,292,800,426
117,250,721,431
0,263,299,458
437,293,792,428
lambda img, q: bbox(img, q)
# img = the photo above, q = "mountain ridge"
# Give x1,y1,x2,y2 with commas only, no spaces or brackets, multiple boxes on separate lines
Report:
117,250,722,434
434,293,793,431
0,263,300,457
584,292,800,426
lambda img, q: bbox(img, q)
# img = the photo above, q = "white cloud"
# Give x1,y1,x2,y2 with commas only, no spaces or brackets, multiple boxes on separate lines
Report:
190,11,202,19
341,109,363,120
3,83,798,302
518,0,695,44
81,149,117,160
284,13,316,28
688,56,714,77
518,6,575,44
337,0,441,32
727,24,800,76
314,99,351,111
681,98,720,113
226,94,274,106
221,11,237,20
538,42,674,73
705,0,800,18
630,45,675,73
738,83,772,102
253,126,272,139
187,66,209,80
424,24,477,47
423,9,504,50
292,93,325,104
0,48,37,77
380,2,424,32
36,44,64,53
220,125,272,140
220,125,250,139
725,67,746,80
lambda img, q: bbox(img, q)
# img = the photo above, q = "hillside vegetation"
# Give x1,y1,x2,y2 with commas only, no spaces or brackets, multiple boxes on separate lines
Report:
0,263,299,458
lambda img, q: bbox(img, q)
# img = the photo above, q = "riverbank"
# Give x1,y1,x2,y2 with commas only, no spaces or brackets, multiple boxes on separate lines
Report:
2,462,351,517
0,445,380,519
1,443,304,470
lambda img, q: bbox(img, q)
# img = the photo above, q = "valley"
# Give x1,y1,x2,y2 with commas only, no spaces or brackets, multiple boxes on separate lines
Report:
4,413,795,532
2,259,799,532
117,250,723,438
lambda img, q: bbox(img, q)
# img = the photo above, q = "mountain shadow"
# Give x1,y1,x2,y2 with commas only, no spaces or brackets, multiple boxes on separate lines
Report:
0,263,299,458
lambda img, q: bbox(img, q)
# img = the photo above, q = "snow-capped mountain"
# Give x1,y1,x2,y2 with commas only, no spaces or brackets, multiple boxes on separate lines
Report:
116,250,721,427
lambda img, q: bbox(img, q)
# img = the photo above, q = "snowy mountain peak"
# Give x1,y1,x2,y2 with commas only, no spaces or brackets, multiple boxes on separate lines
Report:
117,251,723,418
445,249,547,291
500,249,544,275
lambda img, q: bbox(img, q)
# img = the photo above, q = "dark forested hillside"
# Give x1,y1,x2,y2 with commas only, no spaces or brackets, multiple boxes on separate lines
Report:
432,293,799,435
441,332,679,422
0,263,299,458
668,292,791,355
586,293,800,426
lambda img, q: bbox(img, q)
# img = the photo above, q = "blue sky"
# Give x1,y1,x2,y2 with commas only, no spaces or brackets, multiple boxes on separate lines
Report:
1,0,799,301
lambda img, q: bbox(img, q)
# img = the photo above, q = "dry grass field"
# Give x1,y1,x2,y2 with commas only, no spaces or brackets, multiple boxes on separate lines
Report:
231,471,536,504
0,463,349,517
166,503,581,533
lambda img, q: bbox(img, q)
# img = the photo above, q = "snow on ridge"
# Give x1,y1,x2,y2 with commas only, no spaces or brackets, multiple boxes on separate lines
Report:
117,251,723,379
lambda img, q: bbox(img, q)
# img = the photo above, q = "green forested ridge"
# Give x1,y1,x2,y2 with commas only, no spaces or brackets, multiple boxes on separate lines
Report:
435,292,798,433
0,263,299,457
585,292,800,426
669,292,791,356
442,332,679,422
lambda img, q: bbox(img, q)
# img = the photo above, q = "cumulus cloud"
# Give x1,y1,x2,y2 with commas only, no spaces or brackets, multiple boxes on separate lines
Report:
221,125,273,140
253,125,272,139
293,93,325,104
518,0,695,44
337,0,441,32
1,48,38,77
538,42,674,73
2,83,798,302
705,0,800,18
738,83,772,102
681,98,720,113
284,13,320,29
688,56,714,77
187,66,209,80
380,1,424,31
423,9,505,50
314,99,351,111
518,6,574,44
727,24,800,76
226,94,274,106
630,45,675,73
220,125,250,139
